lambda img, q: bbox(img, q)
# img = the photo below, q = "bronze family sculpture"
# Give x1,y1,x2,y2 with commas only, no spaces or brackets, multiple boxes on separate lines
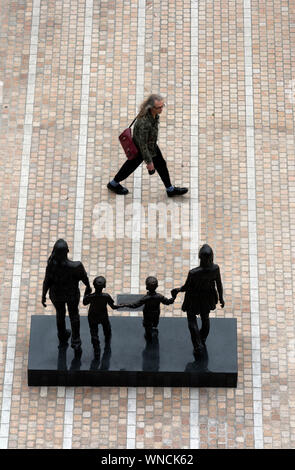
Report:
42,240,224,359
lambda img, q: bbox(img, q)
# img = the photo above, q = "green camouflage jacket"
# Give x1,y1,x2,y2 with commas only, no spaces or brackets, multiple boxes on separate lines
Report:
133,111,159,164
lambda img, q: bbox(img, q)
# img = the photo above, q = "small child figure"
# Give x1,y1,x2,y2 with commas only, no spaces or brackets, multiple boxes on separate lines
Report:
83,276,119,358
120,276,176,342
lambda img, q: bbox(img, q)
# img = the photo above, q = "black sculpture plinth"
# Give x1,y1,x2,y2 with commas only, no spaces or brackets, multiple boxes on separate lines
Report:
28,315,237,387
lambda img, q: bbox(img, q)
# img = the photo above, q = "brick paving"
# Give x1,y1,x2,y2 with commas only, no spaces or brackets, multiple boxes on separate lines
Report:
0,0,295,449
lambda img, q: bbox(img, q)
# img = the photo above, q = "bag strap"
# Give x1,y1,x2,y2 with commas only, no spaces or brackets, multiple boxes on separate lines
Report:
128,116,138,128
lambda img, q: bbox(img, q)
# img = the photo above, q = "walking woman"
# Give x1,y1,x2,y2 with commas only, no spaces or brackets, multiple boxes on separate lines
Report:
107,94,188,197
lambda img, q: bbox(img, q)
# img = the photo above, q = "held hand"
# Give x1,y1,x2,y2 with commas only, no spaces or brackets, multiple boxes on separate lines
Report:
85,286,92,295
171,288,179,299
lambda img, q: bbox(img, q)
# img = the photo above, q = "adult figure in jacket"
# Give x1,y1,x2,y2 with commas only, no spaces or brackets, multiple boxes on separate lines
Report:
172,244,225,357
42,239,91,356
107,94,188,197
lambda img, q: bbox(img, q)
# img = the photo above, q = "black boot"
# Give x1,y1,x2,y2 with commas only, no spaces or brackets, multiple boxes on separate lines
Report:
107,181,129,195
167,187,188,197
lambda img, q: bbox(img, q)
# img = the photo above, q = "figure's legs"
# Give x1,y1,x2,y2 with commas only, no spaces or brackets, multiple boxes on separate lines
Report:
108,153,144,195
53,300,71,345
88,320,100,358
67,299,82,354
154,146,188,196
186,311,204,354
144,327,153,342
152,146,172,188
113,152,143,183
200,312,210,343
101,318,112,343
151,312,160,336
143,315,153,342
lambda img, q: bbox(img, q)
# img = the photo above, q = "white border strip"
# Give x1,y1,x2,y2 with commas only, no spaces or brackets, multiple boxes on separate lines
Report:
0,0,41,449
130,0,145,296
0,80,3,105
243,0,263,449
62,0,94,449
189,0,200,449
127,0,146,450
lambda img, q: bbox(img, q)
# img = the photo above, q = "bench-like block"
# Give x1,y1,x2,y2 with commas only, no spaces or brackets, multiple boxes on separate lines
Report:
28,315,237,387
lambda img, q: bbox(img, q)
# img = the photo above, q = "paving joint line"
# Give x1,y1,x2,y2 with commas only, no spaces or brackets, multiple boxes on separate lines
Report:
62,0,94,450
243,0,264,449
189,0,200,450
126,0,146,450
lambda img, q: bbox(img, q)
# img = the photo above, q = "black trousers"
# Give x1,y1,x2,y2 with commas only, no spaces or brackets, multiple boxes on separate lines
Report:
186,310,210,350
88,317,112,351
114,145,172,188
52,297,81,349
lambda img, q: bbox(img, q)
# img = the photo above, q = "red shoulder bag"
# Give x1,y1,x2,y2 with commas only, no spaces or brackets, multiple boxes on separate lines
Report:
118,117,138,160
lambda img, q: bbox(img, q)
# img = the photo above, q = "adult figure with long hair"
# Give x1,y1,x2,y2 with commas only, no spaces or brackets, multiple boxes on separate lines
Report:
172,244,225,357
42,239,91,356
107,94,188,197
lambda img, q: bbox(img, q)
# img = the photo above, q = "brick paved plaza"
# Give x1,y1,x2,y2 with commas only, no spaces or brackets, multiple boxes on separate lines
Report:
0,0,295,449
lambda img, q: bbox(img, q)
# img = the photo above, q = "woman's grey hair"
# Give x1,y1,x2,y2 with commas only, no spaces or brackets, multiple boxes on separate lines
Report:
137,94,164,118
